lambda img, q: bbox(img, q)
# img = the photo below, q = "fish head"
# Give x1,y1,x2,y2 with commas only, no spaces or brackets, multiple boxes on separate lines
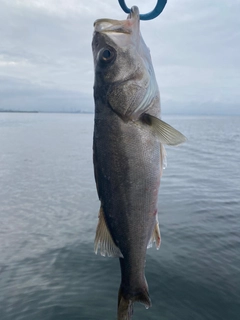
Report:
92,6,160,120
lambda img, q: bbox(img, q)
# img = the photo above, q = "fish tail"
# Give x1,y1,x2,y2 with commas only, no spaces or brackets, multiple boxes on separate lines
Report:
117,294,133,320
117,281,151,320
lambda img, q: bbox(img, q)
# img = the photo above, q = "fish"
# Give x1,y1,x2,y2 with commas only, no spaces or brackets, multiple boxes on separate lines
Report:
92,6,186,320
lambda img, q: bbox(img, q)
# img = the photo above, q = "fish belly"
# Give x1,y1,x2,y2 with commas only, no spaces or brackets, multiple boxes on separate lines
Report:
94,110,160,282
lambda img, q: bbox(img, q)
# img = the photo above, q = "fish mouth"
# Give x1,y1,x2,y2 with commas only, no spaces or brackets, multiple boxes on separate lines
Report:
94,6,139,34
127,6,139,20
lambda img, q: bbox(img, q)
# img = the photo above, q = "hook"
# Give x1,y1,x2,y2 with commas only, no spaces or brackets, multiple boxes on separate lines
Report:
118,0,167,20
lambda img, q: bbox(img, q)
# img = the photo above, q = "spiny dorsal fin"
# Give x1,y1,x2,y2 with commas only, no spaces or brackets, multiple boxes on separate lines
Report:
142,113,187,146
147,219,161,250
94,207,123,258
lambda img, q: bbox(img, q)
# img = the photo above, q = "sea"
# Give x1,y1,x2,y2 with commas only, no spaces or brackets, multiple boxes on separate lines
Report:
0,113,239,320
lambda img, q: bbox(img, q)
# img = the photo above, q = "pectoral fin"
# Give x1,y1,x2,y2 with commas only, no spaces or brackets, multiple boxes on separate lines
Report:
94,207,123,258
142,113,187,146
147,219,161,250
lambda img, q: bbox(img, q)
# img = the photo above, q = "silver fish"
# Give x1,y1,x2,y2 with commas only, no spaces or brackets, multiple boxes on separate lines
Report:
92,6,186,320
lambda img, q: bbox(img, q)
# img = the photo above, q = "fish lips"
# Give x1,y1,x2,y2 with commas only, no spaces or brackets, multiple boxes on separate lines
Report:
93,6,140,37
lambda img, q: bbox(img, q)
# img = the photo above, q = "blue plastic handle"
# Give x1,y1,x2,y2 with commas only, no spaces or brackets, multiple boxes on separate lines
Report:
118,0,167,20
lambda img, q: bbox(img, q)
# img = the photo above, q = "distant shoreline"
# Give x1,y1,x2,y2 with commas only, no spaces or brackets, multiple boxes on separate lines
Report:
0,111,239,116
0,110,39,113
0,111,93,114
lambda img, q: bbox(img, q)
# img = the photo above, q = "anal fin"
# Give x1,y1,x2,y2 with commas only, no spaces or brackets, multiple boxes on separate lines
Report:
94,207,123,258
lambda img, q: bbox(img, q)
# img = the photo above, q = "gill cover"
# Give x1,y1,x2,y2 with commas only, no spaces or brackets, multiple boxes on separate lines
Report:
93,6,160,121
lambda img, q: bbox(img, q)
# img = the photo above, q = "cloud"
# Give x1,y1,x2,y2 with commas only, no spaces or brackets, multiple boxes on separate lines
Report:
0,76,93,112
0,0,239,114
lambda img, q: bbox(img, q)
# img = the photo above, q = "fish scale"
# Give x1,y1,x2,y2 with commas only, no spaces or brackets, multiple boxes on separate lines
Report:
92,6,186,320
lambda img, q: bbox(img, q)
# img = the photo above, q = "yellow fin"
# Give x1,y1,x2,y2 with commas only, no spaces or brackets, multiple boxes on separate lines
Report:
94,207,123,258
147,219,161,250
142,113,187,146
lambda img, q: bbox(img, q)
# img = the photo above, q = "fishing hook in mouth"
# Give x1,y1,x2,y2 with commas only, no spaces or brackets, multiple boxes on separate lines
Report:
118,0,167,21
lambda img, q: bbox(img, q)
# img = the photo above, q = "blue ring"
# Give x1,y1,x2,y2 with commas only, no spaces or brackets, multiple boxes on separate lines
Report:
118,0,167,20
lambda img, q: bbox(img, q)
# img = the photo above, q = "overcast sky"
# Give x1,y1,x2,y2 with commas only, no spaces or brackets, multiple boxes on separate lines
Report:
0,0,239,114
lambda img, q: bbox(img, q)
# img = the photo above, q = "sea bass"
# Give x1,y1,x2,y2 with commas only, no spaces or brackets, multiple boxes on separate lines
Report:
92,6,186,320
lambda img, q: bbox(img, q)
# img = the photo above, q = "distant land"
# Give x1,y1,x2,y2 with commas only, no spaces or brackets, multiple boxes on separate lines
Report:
0,110,92,114
0,106,240,116
0,110,39,113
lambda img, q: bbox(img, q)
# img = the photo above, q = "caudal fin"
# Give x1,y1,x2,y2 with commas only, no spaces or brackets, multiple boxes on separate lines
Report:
117,282,151,320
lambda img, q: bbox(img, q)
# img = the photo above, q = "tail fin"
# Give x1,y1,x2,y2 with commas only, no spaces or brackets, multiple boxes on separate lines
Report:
117,283,151,320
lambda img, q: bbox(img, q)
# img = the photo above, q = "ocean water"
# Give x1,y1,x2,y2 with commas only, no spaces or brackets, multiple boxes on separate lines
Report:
0,113,239,320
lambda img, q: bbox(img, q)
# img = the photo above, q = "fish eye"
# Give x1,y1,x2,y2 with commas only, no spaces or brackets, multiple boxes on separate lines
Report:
102,49,111,60
99,48,115,63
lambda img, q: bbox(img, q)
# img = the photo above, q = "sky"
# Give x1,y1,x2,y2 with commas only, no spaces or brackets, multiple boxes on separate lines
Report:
0,0,239,114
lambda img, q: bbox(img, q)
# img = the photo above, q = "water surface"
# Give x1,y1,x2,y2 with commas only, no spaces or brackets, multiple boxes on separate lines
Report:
0,113,239,319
